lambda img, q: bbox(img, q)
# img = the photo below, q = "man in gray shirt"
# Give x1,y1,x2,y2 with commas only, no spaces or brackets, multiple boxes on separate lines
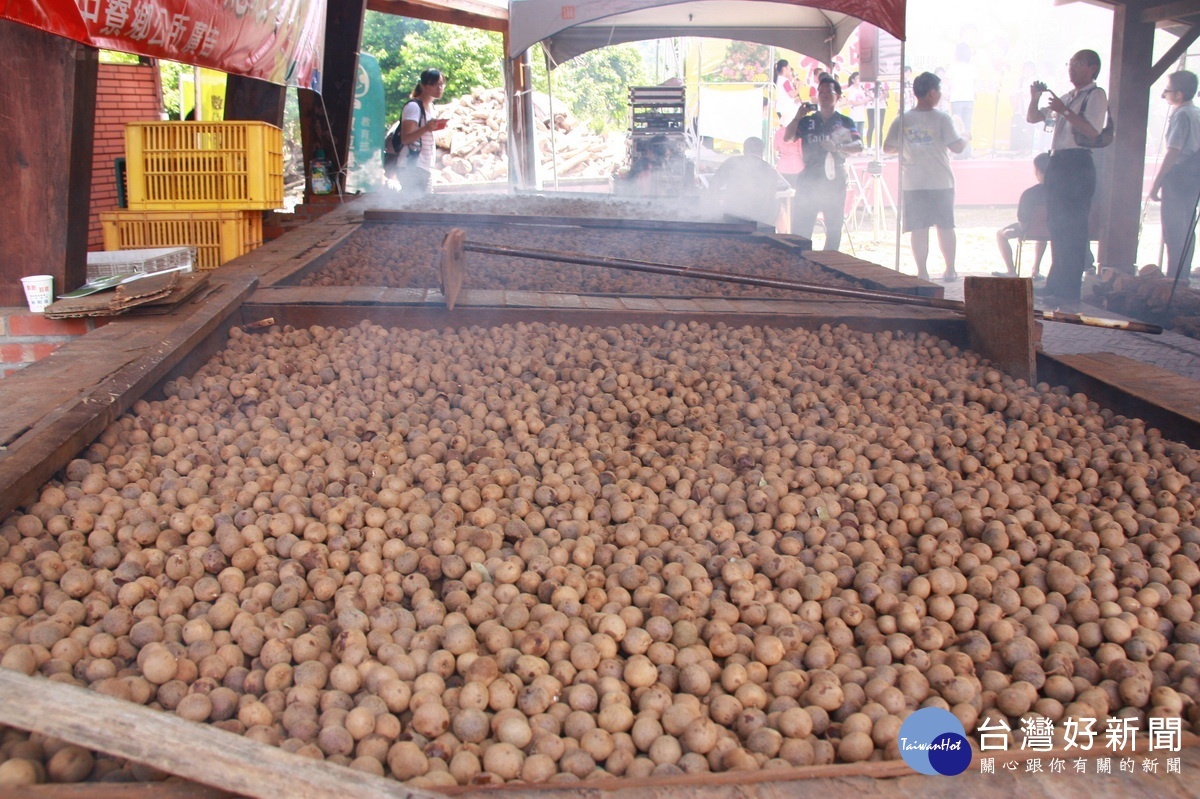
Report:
884,71,967,282
1150,70,1200,282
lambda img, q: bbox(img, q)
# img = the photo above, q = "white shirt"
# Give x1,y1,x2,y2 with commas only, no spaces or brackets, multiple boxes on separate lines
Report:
402,100,438,172
1049,82,1107,152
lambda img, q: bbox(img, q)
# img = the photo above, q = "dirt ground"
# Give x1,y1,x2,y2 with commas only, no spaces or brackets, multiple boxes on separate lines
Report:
809,204,1170,280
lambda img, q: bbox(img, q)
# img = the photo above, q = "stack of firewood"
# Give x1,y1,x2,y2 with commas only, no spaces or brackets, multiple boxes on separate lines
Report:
1089,265,1200,332
430,88,626,184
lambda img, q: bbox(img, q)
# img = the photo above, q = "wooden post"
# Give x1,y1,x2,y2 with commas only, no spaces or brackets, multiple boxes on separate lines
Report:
298,0,367,200
0,670,436,799
0,20,97,303
1098,4,1155,275
964,277,1037,385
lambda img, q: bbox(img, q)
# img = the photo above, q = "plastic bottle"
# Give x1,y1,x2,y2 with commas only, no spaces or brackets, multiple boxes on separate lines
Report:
310,149,334,195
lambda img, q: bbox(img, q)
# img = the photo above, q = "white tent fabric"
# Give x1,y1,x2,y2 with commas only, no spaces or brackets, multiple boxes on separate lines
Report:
509,0,906,64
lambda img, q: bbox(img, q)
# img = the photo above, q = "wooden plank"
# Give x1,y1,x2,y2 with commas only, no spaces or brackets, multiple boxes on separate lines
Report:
964,276,1037,384
0,671,437,799
9,784,236,799
240,301,967,345
431,733,1200,798
1053,353,1200,423
362,209,758,235
804,251,944,298
1142,1,1200,23
1040,351,1200,447
366,0,507,32
0,276,255,521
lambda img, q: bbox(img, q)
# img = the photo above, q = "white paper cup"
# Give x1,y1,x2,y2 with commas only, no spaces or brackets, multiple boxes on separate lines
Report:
21,275,54,313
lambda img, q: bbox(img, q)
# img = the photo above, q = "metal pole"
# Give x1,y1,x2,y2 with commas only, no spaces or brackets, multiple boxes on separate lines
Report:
893,39,906,273
194,66,203,121
544,48,559,190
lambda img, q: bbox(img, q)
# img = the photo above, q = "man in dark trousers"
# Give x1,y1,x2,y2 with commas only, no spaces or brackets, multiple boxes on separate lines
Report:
785,75,863,251
1027,50,1109,303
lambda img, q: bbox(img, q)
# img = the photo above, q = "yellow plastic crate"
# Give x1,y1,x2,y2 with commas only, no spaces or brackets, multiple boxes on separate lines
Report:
124,121,284,210
101,210,263,270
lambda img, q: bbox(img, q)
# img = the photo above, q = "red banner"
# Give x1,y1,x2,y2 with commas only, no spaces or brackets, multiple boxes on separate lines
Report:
2,0,325,90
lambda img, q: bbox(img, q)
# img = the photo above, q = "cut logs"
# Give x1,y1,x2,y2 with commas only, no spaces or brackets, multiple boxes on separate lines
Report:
430,88,626,185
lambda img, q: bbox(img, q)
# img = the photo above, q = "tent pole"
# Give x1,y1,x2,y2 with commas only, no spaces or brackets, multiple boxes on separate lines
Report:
893,39,906,273
544,48,559,190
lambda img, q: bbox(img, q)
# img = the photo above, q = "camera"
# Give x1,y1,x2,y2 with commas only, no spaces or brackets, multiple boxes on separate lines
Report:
1032,81,1048,93
800,102,818,113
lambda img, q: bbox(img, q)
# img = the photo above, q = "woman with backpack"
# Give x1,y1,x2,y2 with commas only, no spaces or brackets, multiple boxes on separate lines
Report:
384,68,448,194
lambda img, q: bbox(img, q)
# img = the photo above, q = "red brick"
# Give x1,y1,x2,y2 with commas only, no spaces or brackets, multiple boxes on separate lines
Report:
0,344,26,363
28,343,60,361
8,315,89,337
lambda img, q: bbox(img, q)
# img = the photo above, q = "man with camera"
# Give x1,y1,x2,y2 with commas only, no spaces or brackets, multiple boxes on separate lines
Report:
784,75,862,251
1027,50,1109,304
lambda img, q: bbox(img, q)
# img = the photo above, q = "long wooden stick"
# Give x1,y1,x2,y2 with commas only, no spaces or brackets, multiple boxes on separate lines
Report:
0,670,435,799
445,233,1162,334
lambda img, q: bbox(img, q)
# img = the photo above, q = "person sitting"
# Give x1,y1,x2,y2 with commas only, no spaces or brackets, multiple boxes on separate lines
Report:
995,152,1051,279
708,137,792,229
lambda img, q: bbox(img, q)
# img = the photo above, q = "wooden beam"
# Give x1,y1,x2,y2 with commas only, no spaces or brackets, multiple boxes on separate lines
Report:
1098,3,1156,274
1151,24,1200,82
964,277,1037,384
367,0,507,31
66,44,99,296
0,21,97,305
299,0,368,199
0,671,437,799
1142,1,1200,23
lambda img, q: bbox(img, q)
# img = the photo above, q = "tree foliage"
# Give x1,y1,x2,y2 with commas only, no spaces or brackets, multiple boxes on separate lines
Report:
360,12,503,123
532,45,654,133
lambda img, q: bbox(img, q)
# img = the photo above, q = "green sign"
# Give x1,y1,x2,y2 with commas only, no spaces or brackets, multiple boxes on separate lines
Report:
347,53,386,192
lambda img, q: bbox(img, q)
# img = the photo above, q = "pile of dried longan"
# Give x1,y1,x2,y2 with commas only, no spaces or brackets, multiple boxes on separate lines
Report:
298,225,845,297
0,320,1196,787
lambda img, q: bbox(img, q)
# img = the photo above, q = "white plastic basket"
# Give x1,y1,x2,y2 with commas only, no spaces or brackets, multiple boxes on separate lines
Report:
86,246,195,282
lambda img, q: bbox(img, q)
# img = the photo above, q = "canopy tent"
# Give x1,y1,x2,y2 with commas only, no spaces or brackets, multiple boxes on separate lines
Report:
508,0,905,65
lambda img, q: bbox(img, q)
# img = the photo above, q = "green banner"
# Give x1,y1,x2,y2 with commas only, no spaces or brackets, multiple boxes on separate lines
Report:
348,53,386,193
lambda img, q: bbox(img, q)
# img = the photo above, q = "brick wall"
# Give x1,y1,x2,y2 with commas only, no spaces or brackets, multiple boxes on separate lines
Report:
90,63,163,250
0,311,109,378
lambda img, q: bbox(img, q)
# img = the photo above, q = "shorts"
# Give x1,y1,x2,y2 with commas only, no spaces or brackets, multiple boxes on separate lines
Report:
902,188,955,232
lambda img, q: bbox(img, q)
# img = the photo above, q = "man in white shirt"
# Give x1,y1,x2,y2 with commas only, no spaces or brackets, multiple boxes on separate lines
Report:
1027,50,1108,303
